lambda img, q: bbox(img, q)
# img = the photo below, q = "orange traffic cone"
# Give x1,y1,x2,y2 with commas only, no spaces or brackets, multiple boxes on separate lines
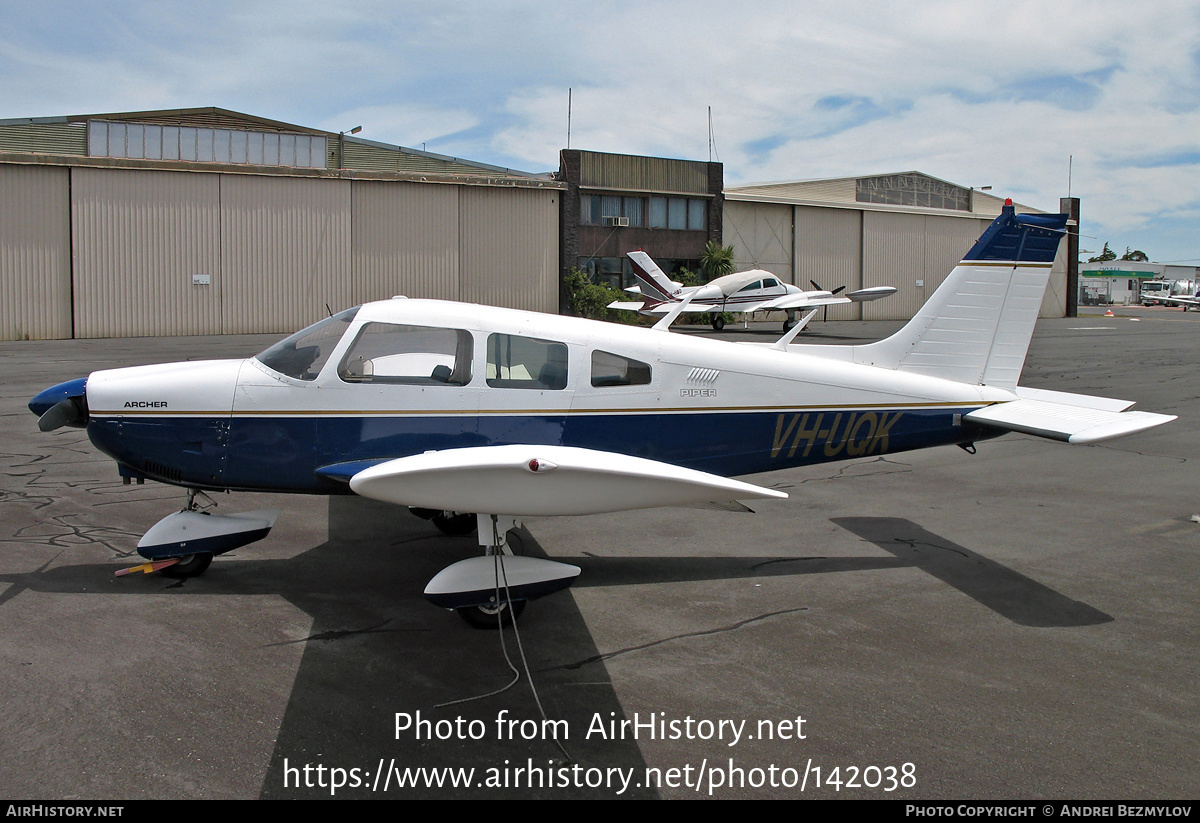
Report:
1104,309,1115,317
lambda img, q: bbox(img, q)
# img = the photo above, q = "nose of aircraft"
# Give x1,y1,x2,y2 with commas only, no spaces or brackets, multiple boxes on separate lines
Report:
29,377,89,431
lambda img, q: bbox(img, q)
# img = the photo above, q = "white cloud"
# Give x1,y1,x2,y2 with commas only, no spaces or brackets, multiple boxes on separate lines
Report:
320,104,478,149
2,0,1198,258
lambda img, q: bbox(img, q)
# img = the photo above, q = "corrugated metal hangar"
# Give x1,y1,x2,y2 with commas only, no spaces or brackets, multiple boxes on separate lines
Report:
724,174,1066,321
0,107,1067,340
0,108,562,340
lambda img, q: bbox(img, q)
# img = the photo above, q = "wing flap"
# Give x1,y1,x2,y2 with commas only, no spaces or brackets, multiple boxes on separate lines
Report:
965,399,1175,444
347,444,787,515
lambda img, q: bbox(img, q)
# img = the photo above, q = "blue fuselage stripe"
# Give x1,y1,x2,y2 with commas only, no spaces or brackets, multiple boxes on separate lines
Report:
87,407,995,492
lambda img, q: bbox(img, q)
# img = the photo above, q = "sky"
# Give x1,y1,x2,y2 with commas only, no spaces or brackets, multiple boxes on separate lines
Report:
3,0,1199,263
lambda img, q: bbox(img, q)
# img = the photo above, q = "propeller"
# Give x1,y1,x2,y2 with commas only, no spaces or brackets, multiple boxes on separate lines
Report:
809,279,846,296
808,280,845,322
37,396,87,432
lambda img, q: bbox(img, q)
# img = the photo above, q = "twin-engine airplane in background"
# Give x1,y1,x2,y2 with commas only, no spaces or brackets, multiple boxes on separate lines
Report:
29,202,1175,626
607,250,897,331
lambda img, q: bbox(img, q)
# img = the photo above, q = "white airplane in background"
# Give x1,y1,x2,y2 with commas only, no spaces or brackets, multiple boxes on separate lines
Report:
29,202,1174,627
608,250,897,331
1162,289,1200,310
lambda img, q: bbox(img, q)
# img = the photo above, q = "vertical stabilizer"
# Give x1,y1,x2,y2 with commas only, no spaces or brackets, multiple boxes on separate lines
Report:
846,204,1067,388
627,251,682,305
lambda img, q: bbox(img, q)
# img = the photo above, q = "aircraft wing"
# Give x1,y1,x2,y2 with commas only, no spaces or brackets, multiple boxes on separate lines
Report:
759,286,897,312
337,444,787,516
964,388,1175,444
607,300,654,313
1163,295,1200,307
847,286,899,302
759,294,852,311
607,300,723,315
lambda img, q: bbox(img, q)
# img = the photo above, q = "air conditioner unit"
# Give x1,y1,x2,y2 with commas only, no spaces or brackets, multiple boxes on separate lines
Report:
604,216,629,227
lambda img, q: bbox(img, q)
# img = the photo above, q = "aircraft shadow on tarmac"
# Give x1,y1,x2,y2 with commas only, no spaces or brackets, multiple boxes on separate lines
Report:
0,499,1110,798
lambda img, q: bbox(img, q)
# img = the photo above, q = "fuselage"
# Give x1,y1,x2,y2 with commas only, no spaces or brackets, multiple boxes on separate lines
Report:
76,298,1007,493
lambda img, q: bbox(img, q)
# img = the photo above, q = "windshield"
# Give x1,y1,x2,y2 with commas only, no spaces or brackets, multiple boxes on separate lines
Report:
255,307,360,380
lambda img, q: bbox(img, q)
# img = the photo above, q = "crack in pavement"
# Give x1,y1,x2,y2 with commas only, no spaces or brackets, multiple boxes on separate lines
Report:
769,456,912,491
264,619,427,647
0,515,140,556
556,606,810,671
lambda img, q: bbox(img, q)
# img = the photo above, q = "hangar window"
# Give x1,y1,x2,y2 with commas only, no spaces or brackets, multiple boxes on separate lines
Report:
583,194,704,230
581,195,601,225
668,197,687,229
649,197,667,228
338,323,473,385
577,256,628,289
256,307,359,381
580,194,645,227
855,173,970,211
487,334,568,390
591,350,651,387
624,197,644,226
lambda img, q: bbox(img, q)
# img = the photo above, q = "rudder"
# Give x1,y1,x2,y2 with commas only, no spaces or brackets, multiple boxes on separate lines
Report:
848,203,1067,388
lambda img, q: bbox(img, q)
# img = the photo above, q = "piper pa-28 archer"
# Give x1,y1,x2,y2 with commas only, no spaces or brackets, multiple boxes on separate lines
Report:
29,202,1175,626
607,250,898,331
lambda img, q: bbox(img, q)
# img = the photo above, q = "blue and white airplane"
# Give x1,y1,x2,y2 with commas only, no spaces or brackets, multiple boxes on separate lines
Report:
28,203,1174,626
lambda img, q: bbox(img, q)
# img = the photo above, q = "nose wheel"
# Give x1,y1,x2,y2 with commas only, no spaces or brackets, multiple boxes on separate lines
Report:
122,491,281,579
160,553,214,579
458,597,526,629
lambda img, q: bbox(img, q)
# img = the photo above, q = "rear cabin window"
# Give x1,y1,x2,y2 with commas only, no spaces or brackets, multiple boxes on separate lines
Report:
591,350,652,387
338,323,473,385
486,333,568,390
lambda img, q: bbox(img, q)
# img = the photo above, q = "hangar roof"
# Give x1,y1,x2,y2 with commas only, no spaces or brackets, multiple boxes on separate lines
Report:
727,171,1041,218
0,106,552,184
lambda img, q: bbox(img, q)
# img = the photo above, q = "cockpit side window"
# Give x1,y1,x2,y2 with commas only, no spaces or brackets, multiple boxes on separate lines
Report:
338,323,473,385
735,280,763,293
486,333,568,390
255,307,359,381
591,350,652,387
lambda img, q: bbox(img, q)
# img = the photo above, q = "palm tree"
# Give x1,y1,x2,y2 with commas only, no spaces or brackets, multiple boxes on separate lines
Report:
699,240,736,281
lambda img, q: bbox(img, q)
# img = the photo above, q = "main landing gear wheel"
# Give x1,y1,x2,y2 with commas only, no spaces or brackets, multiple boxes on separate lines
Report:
457,598,526,629
160,553,213,579
432,512,477,536
711,315,726,331
783,316,798,331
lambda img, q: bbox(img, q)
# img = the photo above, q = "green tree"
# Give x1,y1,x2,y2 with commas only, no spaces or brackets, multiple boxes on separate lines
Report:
699,241,736,281
1088,242,1117,263
1120,247,1149,262
562,269,639,324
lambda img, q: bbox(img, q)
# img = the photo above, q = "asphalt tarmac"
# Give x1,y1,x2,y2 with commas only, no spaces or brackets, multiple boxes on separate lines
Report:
0,305,1196,800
